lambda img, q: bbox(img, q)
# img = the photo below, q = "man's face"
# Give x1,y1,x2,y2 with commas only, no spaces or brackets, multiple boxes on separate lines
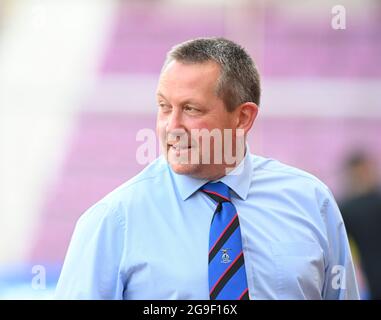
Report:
156,60,241,180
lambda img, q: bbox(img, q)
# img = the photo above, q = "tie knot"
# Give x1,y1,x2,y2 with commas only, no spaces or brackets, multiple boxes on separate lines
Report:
201,182,231,203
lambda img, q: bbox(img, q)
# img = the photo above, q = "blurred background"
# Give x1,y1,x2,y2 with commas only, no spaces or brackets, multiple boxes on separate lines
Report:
0,0,380,299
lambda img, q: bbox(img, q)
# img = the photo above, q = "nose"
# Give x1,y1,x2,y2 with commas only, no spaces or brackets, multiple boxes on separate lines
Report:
166,108,184,132
165,108,188,144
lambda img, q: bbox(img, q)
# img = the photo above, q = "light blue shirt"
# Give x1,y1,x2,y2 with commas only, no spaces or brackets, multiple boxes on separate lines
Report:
55,148,360,300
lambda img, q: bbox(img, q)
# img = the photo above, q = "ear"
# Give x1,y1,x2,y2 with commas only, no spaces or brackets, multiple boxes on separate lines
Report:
235,102,259,134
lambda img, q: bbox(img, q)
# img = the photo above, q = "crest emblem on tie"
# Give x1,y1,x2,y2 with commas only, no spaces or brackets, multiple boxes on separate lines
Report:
221,248,231,263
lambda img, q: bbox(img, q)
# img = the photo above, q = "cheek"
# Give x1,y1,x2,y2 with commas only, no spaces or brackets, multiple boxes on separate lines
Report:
156,112,169,129
196,115,233,135
189,117,218,130
156,118,167,144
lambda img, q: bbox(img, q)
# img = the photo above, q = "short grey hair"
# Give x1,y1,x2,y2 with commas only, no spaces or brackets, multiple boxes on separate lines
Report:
162,37,261,112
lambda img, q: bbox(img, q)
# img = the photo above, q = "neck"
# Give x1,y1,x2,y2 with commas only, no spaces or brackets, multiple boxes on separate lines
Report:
194,145,247,181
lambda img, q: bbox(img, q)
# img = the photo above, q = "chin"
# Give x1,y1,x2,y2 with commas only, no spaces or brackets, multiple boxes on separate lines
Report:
169,163,201,176
169,162,222,180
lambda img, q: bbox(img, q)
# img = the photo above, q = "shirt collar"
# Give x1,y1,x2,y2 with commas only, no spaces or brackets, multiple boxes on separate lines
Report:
169,144,253,201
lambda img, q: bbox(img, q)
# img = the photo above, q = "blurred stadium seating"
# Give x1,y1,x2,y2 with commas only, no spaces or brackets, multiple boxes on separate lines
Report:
0,0,380,299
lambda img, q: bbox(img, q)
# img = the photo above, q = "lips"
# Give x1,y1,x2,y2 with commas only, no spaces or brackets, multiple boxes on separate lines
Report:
166,142,195,158
168,144,192,151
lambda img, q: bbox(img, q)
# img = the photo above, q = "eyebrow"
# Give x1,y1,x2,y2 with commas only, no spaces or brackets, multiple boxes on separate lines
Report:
156,92,203,107
156,92,167,100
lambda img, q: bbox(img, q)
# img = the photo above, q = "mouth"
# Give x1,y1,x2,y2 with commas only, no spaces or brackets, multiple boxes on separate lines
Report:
168,143,192,151
167,143,193,152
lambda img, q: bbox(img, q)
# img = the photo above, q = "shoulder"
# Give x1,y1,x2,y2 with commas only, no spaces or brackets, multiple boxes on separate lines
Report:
111,156,169,196
252,154,329,188
76,157,169,227
249,154,334,208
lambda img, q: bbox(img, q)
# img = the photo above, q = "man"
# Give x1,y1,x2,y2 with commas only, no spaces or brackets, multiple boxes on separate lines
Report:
340,151,381,299
55,37,359,299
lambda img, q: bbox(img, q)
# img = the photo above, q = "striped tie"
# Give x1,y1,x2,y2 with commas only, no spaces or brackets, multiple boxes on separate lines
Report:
201,182,249,300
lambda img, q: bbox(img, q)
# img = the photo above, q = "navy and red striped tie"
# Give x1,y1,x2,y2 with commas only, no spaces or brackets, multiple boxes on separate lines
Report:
201,182,249,300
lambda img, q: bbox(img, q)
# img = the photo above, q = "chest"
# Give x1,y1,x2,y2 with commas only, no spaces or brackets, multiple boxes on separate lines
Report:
122,194,326,299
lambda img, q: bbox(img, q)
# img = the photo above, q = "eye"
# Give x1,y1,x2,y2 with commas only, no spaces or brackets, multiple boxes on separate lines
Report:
158,103,172,113
184,105,200,114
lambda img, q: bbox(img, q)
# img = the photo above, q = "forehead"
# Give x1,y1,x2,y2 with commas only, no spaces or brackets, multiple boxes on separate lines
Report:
157,60,221,100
